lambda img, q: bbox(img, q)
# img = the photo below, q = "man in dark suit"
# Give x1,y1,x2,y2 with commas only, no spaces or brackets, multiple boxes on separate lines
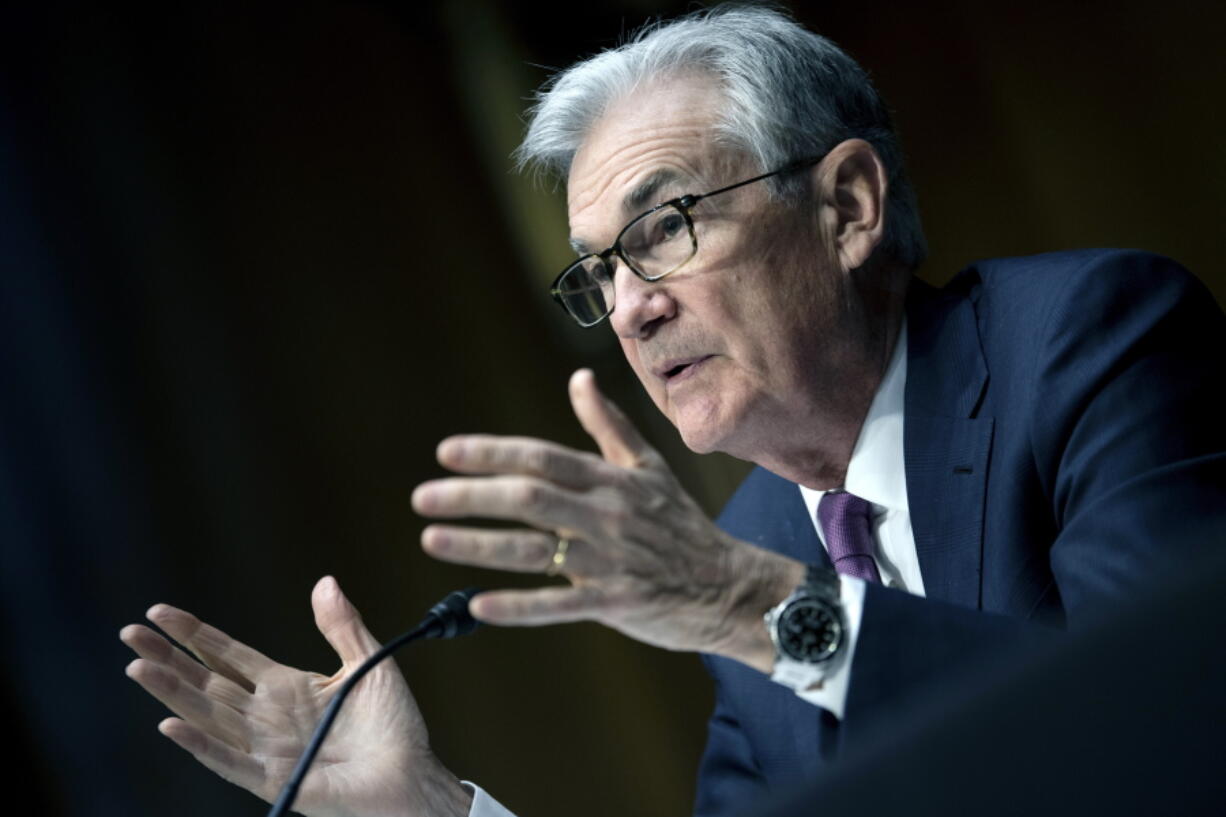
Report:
699,248,1226,814
120,7,1225,817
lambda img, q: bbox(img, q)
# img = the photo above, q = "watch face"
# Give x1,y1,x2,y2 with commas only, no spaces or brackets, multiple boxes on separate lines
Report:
777,598,843,663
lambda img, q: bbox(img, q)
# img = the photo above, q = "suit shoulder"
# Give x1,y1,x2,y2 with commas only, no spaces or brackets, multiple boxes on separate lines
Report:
716,466,793,527
952,249,1217,339
715,466,810,551
960,249,1203,302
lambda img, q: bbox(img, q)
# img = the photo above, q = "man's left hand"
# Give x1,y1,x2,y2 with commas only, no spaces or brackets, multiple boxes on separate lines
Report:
412,368,804,671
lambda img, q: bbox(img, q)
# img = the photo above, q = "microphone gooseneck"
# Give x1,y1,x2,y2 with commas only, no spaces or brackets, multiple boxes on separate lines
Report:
266,586,482,817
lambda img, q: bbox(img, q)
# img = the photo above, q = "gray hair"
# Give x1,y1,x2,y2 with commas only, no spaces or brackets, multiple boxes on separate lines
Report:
514,4,927,269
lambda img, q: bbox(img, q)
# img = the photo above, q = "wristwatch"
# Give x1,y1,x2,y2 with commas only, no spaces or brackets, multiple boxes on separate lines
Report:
764,565,845,692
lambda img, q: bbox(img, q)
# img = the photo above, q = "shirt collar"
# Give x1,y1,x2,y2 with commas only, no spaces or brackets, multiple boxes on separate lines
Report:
799,323,909,518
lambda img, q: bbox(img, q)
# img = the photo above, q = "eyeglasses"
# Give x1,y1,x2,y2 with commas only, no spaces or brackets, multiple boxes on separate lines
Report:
549,155,825,327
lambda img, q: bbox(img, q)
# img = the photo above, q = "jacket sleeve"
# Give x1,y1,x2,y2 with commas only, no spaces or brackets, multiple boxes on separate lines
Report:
692,655,767,817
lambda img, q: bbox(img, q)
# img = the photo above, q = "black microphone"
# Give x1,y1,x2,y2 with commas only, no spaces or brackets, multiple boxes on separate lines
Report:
422,587,482,639
266,587,483,817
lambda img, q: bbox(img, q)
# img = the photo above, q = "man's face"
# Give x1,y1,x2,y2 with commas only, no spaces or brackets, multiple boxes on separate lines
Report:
567,73,866,465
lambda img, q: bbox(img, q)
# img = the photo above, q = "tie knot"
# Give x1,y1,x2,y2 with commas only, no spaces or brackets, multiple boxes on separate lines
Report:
818,490,871,526
817,490,881,584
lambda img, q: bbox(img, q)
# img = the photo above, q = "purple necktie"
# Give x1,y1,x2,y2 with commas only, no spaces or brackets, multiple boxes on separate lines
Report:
818,491,882,584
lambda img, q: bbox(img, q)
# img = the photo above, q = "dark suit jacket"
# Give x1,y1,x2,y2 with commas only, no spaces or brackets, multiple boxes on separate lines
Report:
695,249,1226,816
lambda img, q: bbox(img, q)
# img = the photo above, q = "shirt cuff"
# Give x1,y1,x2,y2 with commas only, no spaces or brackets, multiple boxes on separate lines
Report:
792,573,866,720
461,781,518,817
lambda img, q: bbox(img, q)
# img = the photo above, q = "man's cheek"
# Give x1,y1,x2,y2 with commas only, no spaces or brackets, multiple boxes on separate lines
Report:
620,347,654,395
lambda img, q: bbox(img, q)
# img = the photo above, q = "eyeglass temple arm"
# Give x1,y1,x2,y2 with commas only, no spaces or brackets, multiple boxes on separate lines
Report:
688,155,825,205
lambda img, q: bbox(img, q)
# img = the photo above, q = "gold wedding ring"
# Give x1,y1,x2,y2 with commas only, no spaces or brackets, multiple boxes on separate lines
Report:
546,537,570,575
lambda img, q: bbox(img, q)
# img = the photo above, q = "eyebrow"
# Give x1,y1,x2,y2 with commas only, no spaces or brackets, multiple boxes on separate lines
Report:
569,168,686,255
623,168,681,214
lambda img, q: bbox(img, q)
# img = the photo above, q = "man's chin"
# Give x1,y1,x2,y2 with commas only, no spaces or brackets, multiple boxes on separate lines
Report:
663,392,738,455
673,415,729,455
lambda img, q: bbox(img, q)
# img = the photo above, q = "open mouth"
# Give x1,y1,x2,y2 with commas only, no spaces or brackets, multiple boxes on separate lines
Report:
662,355,712,384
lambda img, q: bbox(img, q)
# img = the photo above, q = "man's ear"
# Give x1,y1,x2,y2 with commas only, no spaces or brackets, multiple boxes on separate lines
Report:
813,139,889,271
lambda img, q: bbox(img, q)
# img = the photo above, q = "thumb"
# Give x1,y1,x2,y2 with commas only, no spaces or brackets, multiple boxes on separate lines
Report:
569,368,654,469
312,575,381,666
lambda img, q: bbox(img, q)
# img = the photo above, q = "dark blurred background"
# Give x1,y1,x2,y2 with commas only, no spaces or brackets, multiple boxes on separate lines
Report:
0,1,1222,815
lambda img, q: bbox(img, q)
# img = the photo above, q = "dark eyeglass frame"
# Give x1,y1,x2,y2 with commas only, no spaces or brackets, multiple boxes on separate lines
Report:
549,154,826,327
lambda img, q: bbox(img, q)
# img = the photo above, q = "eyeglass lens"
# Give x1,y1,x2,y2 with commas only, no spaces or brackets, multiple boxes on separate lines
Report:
555,258,614,327
557,203,696,325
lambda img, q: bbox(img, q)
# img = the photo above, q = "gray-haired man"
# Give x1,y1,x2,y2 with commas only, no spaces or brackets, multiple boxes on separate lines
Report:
121,7,1226,817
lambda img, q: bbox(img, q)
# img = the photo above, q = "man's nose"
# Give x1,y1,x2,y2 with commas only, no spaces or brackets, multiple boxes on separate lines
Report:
608,261,677,339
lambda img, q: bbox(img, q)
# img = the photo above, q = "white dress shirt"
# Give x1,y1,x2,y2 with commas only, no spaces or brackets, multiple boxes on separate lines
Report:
464,782,517,817
793,325,923,718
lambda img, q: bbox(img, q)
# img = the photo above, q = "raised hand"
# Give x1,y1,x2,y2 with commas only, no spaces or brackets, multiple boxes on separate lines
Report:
120,577,471,817
414,369,805,672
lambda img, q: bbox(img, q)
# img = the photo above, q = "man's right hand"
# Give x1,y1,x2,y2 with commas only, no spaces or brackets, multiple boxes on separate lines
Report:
120,576,473,817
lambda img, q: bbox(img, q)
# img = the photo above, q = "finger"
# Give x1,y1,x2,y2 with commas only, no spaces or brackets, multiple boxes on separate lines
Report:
157,717,269,800
121,623,212,688
422,525,555,572
468,585,604,626
120,624,252,712
569,369,656,469
422,525,580,575
126,658,252,751
435,435,611,488
412,475,587,532
147,604,276,692
311,576,382,667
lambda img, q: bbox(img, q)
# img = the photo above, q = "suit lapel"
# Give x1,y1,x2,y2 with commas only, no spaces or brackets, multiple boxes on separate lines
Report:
714,278,994,770
904,277,994,610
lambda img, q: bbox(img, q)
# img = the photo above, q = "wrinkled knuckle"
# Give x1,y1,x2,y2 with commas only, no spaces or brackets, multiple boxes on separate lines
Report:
466,441,492,469
609,468,638,493
143,633,172,661
178,616,202,641
523,445,552,475
513,482,536,507
527,535,553,564
515,480,548,509
495,537,522,564
159,668,181,693
441,482,465,509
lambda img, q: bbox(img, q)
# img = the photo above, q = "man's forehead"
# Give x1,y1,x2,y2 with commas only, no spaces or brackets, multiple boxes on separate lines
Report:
565,72,727,242
568,166,689,254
